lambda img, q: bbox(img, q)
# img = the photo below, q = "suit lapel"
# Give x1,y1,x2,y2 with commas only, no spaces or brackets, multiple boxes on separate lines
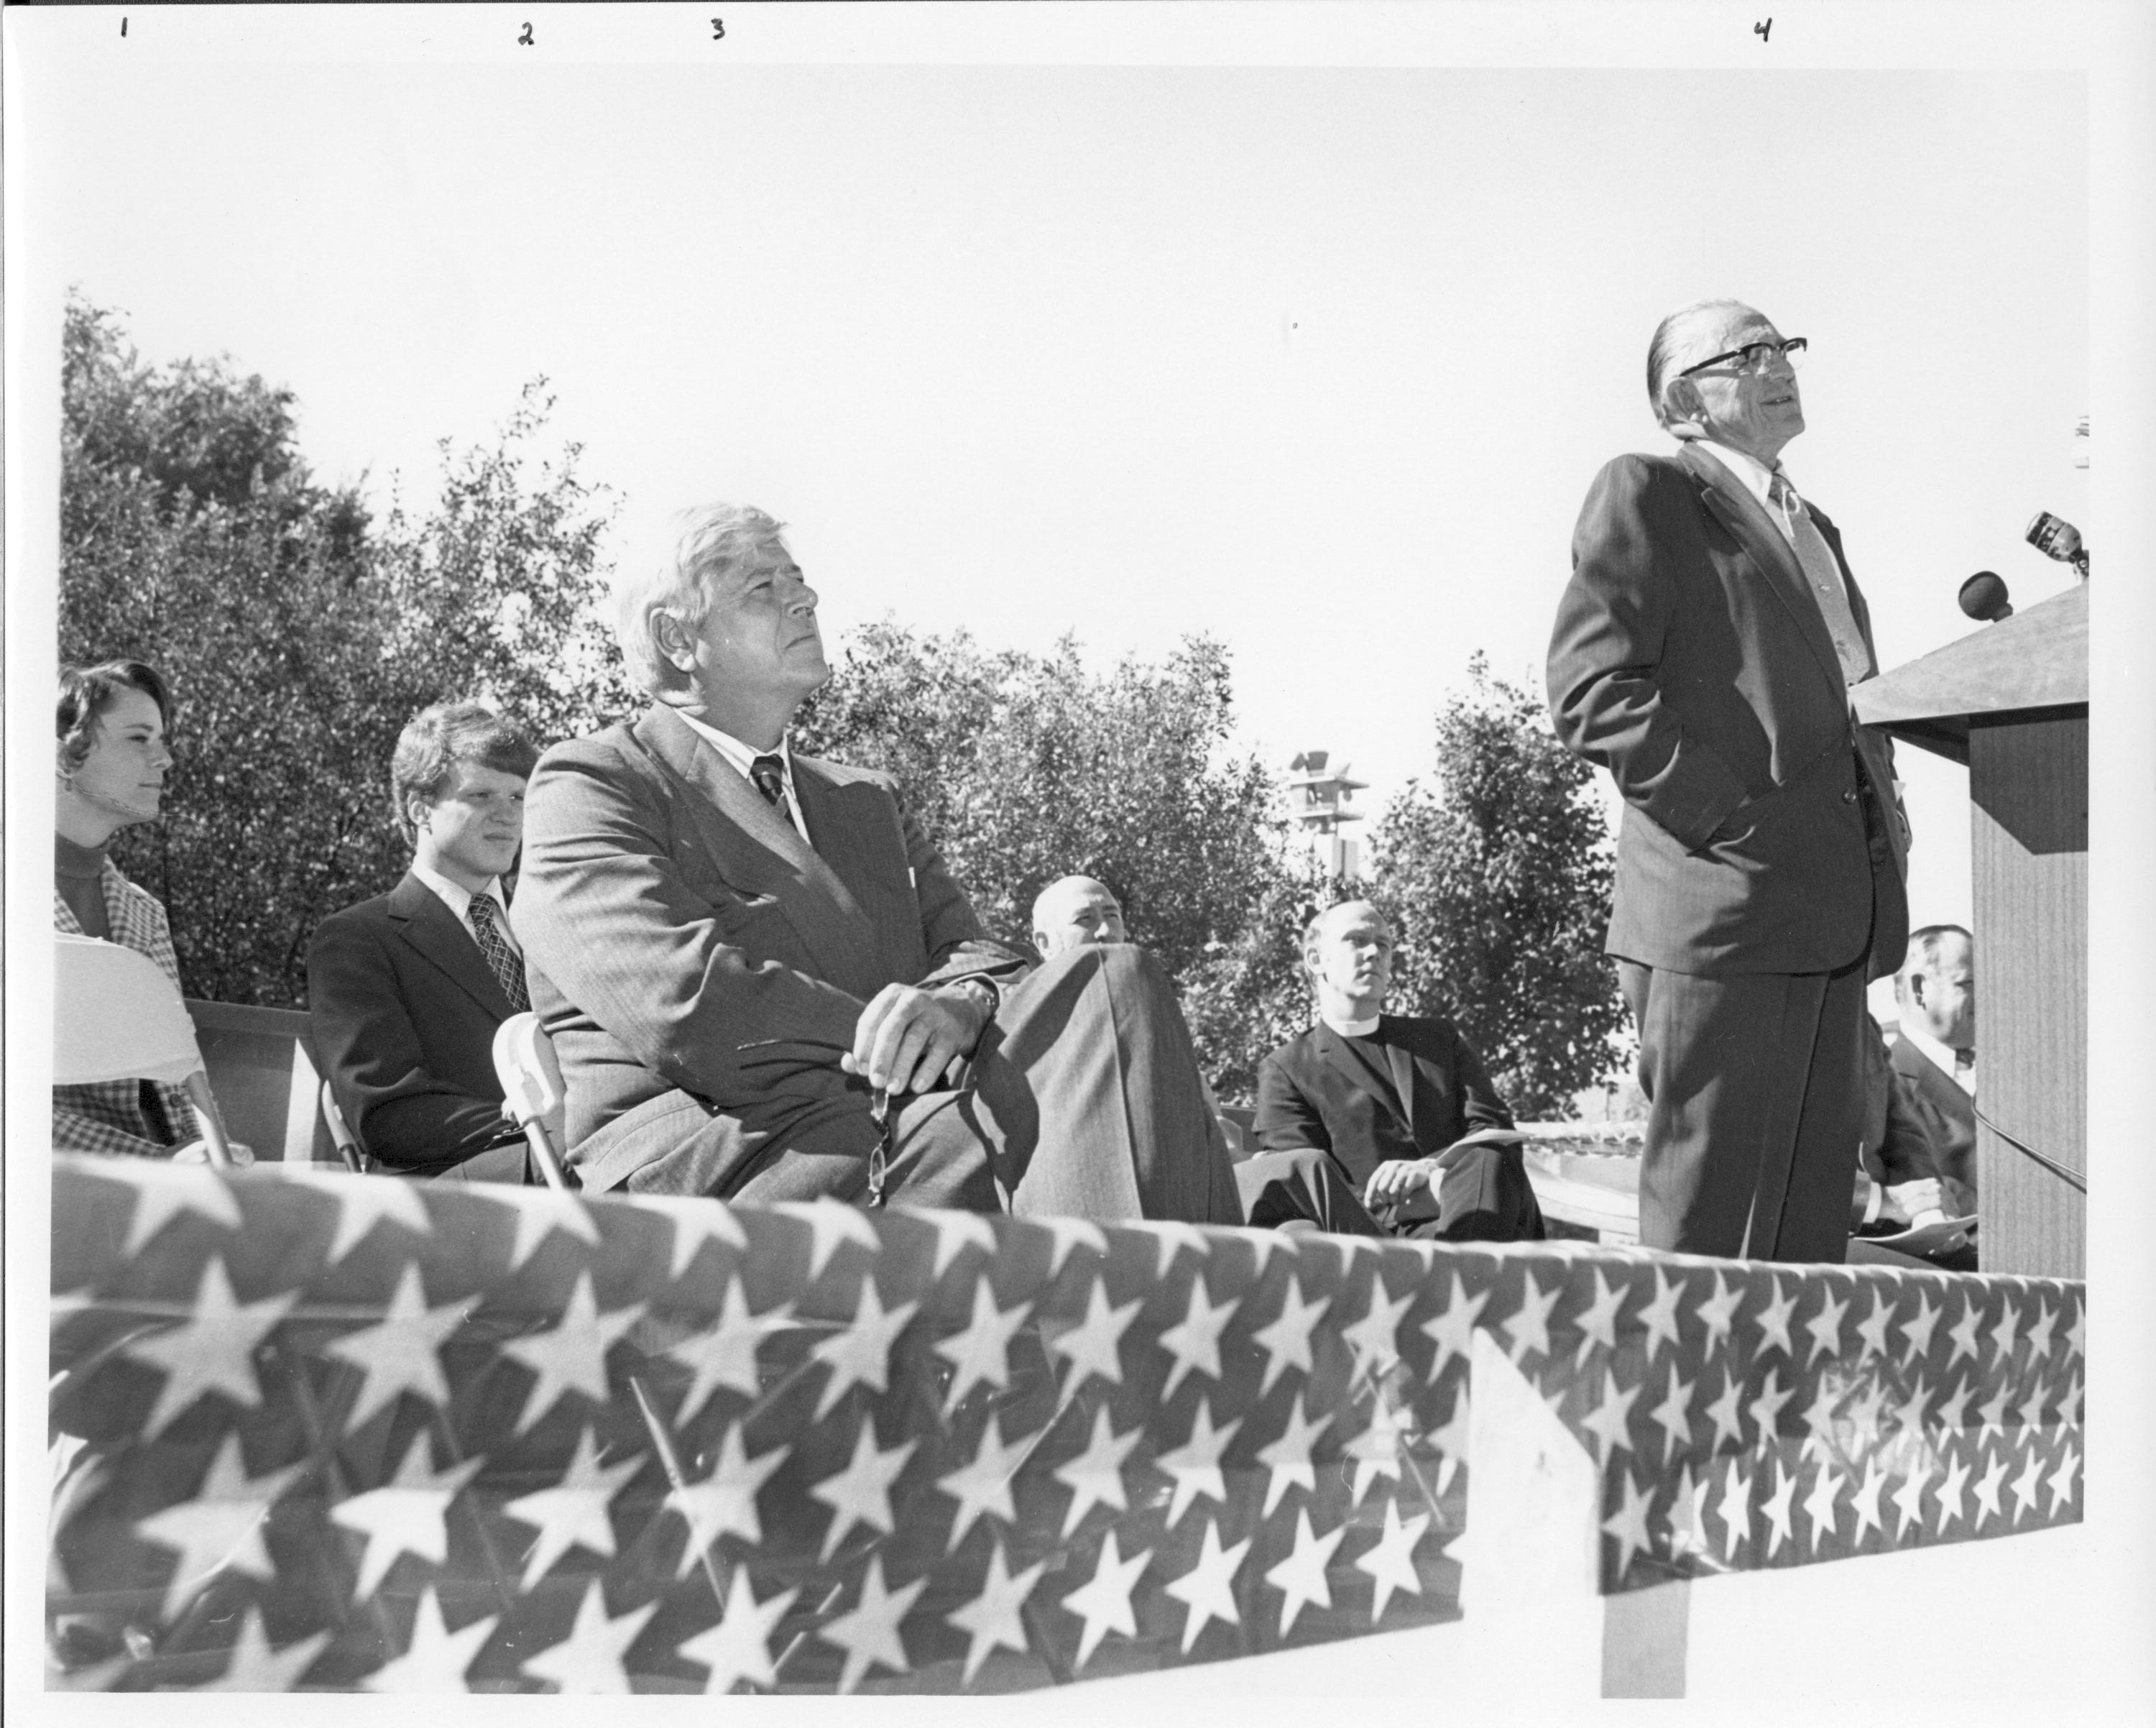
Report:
631,707,884,991
1378,1017,1417,1136
1314,1021,1411,1134
1679,443,1848,699
389,873,512,1018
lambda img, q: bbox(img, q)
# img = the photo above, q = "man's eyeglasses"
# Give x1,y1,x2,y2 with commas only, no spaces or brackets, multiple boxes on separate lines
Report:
1678,337,1807,378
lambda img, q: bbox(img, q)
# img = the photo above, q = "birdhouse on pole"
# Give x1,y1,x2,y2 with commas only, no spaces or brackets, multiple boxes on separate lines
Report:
1286,750,1369,881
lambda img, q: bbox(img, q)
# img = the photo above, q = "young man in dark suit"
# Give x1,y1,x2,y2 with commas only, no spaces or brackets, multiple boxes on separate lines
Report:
308,703,540,1179
511,502,1240,1222
1239,900,1544,1242
1547,298,1910,1263
1892,924,1979,1218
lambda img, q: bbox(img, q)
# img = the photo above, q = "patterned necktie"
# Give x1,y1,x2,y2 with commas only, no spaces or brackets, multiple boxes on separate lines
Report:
468,892,530,1013
750,753,798,832
1766,472,1875,689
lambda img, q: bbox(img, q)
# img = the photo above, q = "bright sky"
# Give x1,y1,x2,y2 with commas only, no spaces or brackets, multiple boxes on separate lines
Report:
10,16,2096,969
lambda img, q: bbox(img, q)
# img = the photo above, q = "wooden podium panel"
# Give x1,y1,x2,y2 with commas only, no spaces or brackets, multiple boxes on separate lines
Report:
1969,710,2087,1277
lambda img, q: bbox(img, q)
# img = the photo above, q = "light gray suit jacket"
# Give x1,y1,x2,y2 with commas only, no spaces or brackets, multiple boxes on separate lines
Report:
515,704,1028,1195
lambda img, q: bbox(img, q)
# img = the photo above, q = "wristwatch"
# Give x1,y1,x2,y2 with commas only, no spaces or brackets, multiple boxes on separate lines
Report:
948,977,998,1041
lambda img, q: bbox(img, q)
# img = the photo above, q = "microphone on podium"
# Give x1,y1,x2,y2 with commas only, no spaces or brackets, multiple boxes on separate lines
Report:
2025,511,2089,576
1958,571,2013,624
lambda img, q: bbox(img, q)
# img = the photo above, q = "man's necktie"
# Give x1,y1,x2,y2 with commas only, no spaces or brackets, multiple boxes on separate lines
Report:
750,752,797,832
468,892,530,1013
1766,472,1876,689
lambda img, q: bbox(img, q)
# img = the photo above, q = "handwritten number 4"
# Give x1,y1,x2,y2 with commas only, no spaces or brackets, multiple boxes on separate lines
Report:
1754,17,1771,41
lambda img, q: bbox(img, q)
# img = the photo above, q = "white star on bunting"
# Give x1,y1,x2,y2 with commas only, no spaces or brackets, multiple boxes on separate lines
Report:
1892,1292,1940,1371
133,1433,305,1624
1759,1458,1797,1560
810,1416,918,1562
1153,1397,1242,1528
1165,1518,1251,1651
123,1256,298,1439
677,1571,798,1694
1637,1267,1685,1363
666,1276,796,1427
2065,1298,2086,1359
904,1206,1000,1279
1945,1294,1985,1368
2026,1298,2057,1361
1250,1277,1330,1397
1715,1458,1754,1564
818,1553,929,1693
1753,1277,1797,1363
1033,1215,1111,1277
1935,1374,1976,1435
90,1156,243,1257
1054,1404,1144,1538
1646,1364,1695,1463
936,1411,1034,1552
1703,1367,1747,1450
1156,1274,1240,1402
1935,1451,1971,1533
1256,1390,1334,1517
520,1579,660,1693
331,1430,487,1599
360,1586,499,1693
1231,1225,1301,1275
1802,1466,1845,1550
1265,1508,1346,1639
622,1192,747,1281
2009,1450,2047,1522
1499,1270,1561,1364
665,1420,788,1572
934,1279,1033,1415
2015,1381,2050,1435
775,1198,882,1279
323,1261,468,1432
1420,1272,1492,1378
1341,1274,1414,1383
1973,1449,2009,1526
1062,1530,1152,1672
505,1425,643,1591
1354,1496,1431,1622
808,1277,920,1420
1580,1366,1641,1463
191,1604,330,1692
1345,1387,1415,1504
1848,1458,1888,1543
493,1184,604,1272
1138,1218,1212,1279
1802,1286,1849,1368
288,1165,430,1264
1045,1277,1143,1402
1571,1267,1630,1366
1851,1287,1894,1360
945,1540,1046,1684
1429,1384,1470,1495
1667,1461,1710,1561
1696,1269,1743,1351
1889,1455,1932,1538
1746,1367,1793,1438
2046,1447,2081,1515
1602,1469,1656,1581
501,1270,645,1435
1987,1299,2022,1366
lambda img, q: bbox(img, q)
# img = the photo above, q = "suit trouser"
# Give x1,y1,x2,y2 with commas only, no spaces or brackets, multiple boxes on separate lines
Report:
1619,957,1868,1262
723,944,1245,1225
1235,1143,1546,1244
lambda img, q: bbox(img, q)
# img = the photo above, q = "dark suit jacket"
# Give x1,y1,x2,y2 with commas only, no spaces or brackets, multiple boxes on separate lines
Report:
307,872,522,1172
1547,441,1909,980
1254,1014,1514,1218
1890,1033,1977,1203
514,704,1028,1196
1859,1018,1944,1192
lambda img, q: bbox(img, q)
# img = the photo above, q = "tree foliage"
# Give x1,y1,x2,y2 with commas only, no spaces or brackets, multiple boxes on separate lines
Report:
60,294,629,1006
1365,655,1626,1115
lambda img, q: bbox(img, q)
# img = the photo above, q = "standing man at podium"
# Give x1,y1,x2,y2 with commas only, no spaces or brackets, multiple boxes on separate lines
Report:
1547,298,1909,1262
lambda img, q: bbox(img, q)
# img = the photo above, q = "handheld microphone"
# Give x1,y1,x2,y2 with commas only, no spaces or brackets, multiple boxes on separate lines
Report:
2025,511,2088,576
1958,571,2013,623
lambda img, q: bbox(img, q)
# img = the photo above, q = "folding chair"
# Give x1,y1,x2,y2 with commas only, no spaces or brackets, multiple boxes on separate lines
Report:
321,1081,369,1174
53,933,237,1167
491,1012,573,1191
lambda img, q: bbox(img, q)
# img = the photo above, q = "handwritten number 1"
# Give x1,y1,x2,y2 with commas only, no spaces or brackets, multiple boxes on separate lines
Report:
519,22,534,46
1754,18,1772,41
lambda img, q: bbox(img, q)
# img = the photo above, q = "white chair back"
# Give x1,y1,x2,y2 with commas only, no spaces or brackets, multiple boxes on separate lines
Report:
53,933,234,1167
490,1011,572,1191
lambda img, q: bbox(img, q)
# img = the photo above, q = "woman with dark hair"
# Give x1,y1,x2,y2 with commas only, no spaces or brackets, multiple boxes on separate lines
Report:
54,659,247,1161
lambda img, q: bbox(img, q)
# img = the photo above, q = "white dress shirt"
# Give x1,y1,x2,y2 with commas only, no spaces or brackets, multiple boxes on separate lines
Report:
1899,1019,1977,1097
411,859,520,955
1688,437,1850,603
673,710,813,847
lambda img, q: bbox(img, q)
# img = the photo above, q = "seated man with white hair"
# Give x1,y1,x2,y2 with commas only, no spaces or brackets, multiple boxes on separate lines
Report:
513,504,1243,1223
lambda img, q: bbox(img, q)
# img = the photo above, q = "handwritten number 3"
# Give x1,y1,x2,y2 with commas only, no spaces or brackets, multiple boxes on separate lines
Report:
519,22,534,46
713,18,725,38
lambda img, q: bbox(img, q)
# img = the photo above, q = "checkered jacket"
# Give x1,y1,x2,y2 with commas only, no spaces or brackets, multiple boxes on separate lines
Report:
53,861,195,1158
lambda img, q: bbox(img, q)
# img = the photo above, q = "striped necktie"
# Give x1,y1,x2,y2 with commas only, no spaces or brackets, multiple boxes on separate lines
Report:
750,753,798,832
468,891,530,1013
1766,472,1875,689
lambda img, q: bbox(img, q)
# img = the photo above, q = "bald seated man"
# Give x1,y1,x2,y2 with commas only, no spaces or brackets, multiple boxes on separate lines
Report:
1240,900,1545,1243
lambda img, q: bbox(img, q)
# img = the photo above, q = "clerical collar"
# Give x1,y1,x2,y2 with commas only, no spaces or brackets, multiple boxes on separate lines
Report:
1319,1011,1382,1039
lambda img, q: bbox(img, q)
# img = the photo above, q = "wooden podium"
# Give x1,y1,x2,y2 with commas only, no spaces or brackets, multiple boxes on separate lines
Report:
1852,584,2088,1277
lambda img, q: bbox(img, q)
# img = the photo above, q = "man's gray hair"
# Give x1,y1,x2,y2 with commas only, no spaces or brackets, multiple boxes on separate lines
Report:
612,502,790,696
1896,922,1973,991
1646,298,1755,431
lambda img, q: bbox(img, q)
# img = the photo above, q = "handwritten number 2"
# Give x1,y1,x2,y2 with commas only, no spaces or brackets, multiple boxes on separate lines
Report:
519,22,534,46
1754,18,1772,41
712,17,725,38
